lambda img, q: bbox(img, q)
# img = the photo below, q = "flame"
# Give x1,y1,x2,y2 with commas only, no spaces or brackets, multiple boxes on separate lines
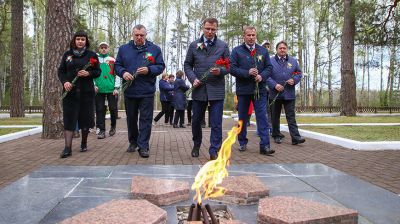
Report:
191,121,243,204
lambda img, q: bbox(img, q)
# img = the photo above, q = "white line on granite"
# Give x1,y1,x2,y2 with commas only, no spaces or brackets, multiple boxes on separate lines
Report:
65,178,84,198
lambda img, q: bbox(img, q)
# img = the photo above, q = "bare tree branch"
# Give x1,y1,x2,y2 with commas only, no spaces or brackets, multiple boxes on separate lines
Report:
382,0,398,33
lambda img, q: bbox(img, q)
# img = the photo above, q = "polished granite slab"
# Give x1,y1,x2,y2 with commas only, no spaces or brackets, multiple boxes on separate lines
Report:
258,196,358,224
0,163,398,224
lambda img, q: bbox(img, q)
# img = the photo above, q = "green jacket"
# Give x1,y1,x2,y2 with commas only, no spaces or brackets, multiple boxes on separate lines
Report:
94,53,120,93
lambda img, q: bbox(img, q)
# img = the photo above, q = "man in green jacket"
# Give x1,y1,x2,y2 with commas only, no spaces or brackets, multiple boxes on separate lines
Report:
94,42,121,139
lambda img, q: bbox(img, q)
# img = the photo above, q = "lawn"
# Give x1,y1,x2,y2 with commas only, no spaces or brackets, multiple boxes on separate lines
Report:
0,128,31,136
249,115,400,124
299,125,400,141
289,116,400,124
0,117,42,125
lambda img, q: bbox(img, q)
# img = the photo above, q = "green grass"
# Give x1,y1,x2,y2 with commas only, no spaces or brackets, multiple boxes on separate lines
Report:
299,125,400,141
0,128,31,136
0,117,42,125
250,116,400,124
292,116,400,124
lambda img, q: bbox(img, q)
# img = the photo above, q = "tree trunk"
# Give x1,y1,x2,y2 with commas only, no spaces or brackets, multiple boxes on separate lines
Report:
340,0,357,116
42,0,74,139
107,3,114,51
297,0,304,106
326,2,333,107
10,0,24,117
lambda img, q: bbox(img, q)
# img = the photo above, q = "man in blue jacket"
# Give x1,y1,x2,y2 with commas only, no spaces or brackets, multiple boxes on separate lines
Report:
153,73,174,125
267,41,305,145
184,17,230,160
115,24,165,158
230,26,274,155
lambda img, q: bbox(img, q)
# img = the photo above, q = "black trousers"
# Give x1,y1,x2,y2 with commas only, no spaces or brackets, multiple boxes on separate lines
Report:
95,93,118,132
174,110,185,126
270,99,300,140
154,101,171,123
168,105,174,124
187,100,192,123
124,96,154,150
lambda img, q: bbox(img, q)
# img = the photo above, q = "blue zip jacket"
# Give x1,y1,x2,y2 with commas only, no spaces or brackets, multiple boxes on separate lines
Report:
173,77,189,110
115,40,165,98
159,79,174,102
230,43,272,96
267,55,302,100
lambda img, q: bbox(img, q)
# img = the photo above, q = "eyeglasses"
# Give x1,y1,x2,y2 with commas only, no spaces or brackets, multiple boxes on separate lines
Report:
134,34,146,37
204,27,217,32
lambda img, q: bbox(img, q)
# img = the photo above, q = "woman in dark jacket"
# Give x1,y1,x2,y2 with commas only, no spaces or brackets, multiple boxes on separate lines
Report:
58,31,101,158
173,70,189,128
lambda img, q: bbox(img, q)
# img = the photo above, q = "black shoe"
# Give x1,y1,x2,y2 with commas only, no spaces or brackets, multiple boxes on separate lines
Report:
274,137,282,144
260,146,275,155
292,137,305,145
239,144,247,152
179,124,186,128
127,144,137,152
173,124,179,128
210,154,218,160
191,146,200,157
138,148,150,158
60,147,72,158
109,127,116,136
97,131,105,139
278,133,285,138
80,143,87,152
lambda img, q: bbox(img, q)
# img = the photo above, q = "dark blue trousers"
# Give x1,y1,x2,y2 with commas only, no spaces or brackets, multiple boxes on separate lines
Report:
238,94,270,147
271,99,300,140
124,96,154,150
192,100,223,156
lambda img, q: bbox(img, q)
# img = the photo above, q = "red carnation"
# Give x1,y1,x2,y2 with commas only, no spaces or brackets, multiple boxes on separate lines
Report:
90,58,99,66
147,56,155,64
224,58,230,69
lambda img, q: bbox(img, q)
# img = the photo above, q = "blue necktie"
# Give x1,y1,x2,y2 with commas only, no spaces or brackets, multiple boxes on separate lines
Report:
206,39,212,50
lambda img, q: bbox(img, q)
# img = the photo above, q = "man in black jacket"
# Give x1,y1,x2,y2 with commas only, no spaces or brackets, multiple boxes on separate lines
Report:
184,18,230,160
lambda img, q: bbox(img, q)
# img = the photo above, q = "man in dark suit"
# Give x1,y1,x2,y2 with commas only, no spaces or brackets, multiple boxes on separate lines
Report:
115,24,165,158
184,17,230,160
230,26,274,155
267,41,305,145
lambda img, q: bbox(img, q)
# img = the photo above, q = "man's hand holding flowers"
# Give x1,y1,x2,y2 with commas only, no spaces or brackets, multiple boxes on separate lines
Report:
136,66,149,75
270,71,301,106
286,78,295,86
186,57,229,96
210,67,221,76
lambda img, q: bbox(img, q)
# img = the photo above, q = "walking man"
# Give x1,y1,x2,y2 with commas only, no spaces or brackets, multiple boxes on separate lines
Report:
115,24,165,158
230,26,274,155
184,17,230,160
267,41,305,145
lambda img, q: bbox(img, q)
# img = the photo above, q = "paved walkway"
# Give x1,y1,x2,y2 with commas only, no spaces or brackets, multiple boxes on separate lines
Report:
0,115,399,194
